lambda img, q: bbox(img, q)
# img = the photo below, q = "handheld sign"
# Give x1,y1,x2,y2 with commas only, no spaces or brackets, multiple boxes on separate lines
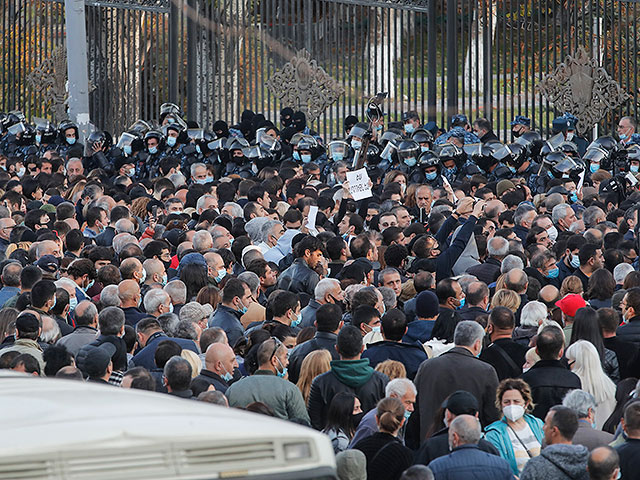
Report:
346,168,373,201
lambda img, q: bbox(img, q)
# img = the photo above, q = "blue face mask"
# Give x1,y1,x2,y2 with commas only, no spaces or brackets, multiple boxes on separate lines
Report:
376,125,383,132
221,370,234,382
404,410,412,420
276,357,287,378
548,170,554,179
85,279,94,293
166,136,177,147
372,325,381,334
148,146,158,155
457,297,466,309
238,299,248,315
425,171,437,181
333,152,344,161
123,145,132,156
570,192,578,203
404,123,415,134
66,137,76,145
420,146,429,153
196,145,202,154
620,133,629,140
546,267,560,279
291,312,302,328
35,134,42,144
590,163,599,174
631,165,639,173
508,166,517,174
301,154,312,163
293,151,300,161
570,254,580,269
214,269,226,283
68,296,78,311
446,166,458,175
351,140,362,150
404,157,417,167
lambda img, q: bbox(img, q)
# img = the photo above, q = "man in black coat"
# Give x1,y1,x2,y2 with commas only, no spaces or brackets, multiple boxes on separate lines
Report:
458,281,490,323
521,325,582,420
465,236,508,285
616,402,640,480
480,306,528,380
193,342,238,394
288,304,343,384
599,307,640,379
617,287,640,347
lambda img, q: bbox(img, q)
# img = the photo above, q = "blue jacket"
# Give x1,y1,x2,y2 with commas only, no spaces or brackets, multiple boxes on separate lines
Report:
361,340,428,380
403,320,435,345
0,286,19,308
428,444,514,480
130,331,199,370
208,304,245,348
484,415,544,475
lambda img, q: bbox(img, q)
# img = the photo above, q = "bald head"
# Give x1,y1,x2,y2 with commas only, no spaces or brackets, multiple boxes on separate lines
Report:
120,257,143,282
504,268,528,294
143,258,165,285
539,285,560,305
0,217,15,241
588,446,619,480
484,200,506,221
118,279,141,308
204,342,237,377
36,240,61,259
74,300,98,327
448,414,482,448
204,251,225,276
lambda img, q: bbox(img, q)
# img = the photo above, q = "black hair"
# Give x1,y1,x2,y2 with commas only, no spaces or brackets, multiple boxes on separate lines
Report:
336,325,363,358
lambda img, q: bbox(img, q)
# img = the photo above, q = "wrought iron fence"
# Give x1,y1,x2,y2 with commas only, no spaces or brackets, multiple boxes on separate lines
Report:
1,0,640,140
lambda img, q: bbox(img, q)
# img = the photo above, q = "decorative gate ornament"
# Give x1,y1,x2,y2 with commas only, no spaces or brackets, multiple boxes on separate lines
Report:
538,47,629,136
27,47,69,123
266,49,344,123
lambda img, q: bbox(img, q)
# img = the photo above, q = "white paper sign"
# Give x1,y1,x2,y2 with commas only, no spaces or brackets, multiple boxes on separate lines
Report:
306,205,319,230
576,169,586,193
346,168,372,201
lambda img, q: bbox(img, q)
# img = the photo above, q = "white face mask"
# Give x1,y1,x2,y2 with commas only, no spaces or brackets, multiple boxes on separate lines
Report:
546,226,558,243
503,404,525,422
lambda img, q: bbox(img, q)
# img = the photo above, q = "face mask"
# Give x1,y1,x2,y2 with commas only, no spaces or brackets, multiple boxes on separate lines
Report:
511,129,521,138
301,154,312,164
275,356,287,378
570,192,578,203
237,299,248,315
333,152,344,162
215,269,226,283
503,404,525,422
425,171,437,181
546,267,560,279
420,146,429,153
508,166,517,174
69,296,78,311
166,136,177,147
446,166,457,175
123,145,132,156
404,157,417,167
66,137,76,145
457,297,466,309
291,312,302,328
148,146,158,154
632,165,640,173
85,279,95,292
221,370,233,382
139,269,147,284
404,410,412,420
293,151,301,161
590,163,599,173
548,170,555,179
17,166,25,178
570,254,580,268
522,366,530,373
35,134,42,144
161,273,168,286
195,144,202,154
376,125,383,132
372,325,381,334
546,226,558,242
404,123,415,134
167,303,174,314
51,296,57,310
351,140,362,150
566,132,574,142
126,167,135,177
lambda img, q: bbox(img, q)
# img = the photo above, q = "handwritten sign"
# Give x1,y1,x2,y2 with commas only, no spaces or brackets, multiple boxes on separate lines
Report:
346,168,372,201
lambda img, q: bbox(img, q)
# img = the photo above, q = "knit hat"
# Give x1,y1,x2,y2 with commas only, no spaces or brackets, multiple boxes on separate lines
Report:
415,291,439,319
496,179,516,197
335,450,367,480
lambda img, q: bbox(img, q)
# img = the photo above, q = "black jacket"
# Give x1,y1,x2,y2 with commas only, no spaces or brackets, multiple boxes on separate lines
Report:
465,257,501,285
361,340,428,380
458,306,488,323
414,427,499,466
603,336,640,379
95,226,117,247
194,369,230,394
479,338,528,381
277,258,320,300
520,359,582,420
617,315,640,348
288,331,339,384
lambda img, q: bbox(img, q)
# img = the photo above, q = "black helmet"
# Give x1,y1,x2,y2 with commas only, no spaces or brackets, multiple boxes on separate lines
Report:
327,140,350,162
583,146,612,171
396,139,420,166
438,143,466,168
15,123,35,146
85,130,112,154
504,143,529,168
539,132,566,157
348,122,372,140
33,118,57,144
418,150,440,169
159,102,184,123
58,119,79,143
465,143,495,173
256,128,281,154
144,130,164,148
558,141,579,158
588,136,619,153
412,128,434,146
514,131,543,159
226,137,249,151
128,119,151,137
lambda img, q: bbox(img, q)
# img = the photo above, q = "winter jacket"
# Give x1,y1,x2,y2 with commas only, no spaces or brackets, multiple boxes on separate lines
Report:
617,315,640,347
308,358,388,430
277,258,320,299
519,444,589,480
288,331,339,384
428,444,514,480
362,340,428,380
484,415,545,475
208,305,245,348
466,257,502,285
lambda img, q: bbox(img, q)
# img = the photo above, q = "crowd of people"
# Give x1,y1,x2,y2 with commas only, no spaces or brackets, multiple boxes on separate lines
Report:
1,103,640,480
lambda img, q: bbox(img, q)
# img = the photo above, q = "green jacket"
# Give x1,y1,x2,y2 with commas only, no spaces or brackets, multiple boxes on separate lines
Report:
226,370,310,423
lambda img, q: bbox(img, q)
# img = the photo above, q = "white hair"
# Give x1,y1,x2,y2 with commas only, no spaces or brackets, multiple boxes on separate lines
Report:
614,263,635,285
565,340,616,404
454,321,485,347
562,389,597,419
164,280,187,305
222,202,243,219
114,218,135,235
192,230,213,252
100,285,121,308
113,233,138,254
385,378,417,398
40,316,61,344
314,278,340,301
487,236,509,257
237,271,260,296
190,162,206,177
168,172,186,188
501,255,524,273
520,301,548,328
144,289,170,314
196,194,217,213
552,204,571,225
55,277,78,291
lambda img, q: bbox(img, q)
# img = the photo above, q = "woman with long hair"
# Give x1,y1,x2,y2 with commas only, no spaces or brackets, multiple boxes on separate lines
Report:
586,268,615,309
322,391,362,453
179,263,208,302
353,397,413,480
566,340,617,429
296,349,331,405
570,306,619,383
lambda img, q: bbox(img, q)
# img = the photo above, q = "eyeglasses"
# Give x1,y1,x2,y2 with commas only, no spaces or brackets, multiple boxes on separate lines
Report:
269,336,283,360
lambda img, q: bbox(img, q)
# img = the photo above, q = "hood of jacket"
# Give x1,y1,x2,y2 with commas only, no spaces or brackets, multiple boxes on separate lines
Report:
540,444,589,479
330,359,374,388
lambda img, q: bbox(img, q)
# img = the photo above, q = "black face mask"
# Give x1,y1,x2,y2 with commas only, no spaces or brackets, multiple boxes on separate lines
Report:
162,259,172,271
511,129,522,139
329,295,346,314
352,412,365,430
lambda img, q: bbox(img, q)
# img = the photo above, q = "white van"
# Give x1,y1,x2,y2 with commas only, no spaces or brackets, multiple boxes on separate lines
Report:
0,373,337,480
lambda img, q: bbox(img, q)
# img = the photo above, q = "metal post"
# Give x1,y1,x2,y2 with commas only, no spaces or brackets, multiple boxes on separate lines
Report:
64,0,91,139
427,0,436,122
483,1,491,121
169,0,179,103
446,0,457,121
186,0,197,117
